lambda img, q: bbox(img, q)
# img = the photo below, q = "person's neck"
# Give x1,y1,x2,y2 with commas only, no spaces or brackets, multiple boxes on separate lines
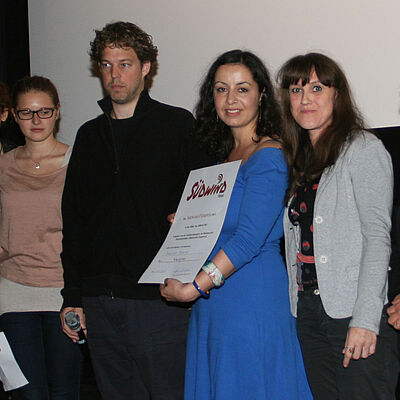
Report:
227,127,258,163
308,129,323,147
231,126,257,149
111,94,143,120
24,137,58,158
111,104,135,119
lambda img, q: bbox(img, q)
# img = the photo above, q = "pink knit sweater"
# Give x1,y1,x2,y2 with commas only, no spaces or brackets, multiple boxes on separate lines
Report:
0,148,68,287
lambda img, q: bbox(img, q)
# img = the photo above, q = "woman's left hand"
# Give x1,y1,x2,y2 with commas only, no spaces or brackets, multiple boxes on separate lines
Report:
342,327,377,368
160,278,200,302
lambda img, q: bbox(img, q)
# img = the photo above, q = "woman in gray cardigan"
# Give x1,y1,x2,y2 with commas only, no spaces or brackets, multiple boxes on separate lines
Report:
278,53,398,400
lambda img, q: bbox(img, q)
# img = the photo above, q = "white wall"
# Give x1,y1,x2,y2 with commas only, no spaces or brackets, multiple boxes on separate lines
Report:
29,0,400,145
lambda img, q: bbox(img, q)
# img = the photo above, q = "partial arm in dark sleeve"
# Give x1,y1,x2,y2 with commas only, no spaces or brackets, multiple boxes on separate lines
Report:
60,129,86,308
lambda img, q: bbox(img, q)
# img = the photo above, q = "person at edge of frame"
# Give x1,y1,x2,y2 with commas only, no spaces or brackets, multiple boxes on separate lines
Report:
0,76,81,399
0,81,25,153
278,52,399,400
388,196,400,328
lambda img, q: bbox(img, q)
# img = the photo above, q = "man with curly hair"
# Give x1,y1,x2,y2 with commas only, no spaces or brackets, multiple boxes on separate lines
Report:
60,21,208,399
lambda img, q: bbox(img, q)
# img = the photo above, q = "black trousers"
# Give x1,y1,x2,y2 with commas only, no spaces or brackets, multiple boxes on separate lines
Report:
0,311,81,400
82,296,190,400
297,291,399,400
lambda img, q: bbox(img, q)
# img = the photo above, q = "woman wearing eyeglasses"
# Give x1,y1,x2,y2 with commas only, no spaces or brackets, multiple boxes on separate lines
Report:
0,76,81,399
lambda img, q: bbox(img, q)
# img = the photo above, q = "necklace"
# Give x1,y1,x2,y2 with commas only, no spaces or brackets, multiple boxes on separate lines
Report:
25,141,58,169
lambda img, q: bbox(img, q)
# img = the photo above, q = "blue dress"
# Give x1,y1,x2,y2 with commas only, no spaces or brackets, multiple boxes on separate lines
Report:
185,148,312,399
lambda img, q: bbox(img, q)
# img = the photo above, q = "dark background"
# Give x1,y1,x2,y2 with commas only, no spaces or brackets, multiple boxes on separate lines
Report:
0,0,30,86
375,127,400,205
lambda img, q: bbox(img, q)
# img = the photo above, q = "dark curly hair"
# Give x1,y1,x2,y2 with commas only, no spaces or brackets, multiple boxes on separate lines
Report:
277,52,365,197
194,50,282,162
89,21,158,76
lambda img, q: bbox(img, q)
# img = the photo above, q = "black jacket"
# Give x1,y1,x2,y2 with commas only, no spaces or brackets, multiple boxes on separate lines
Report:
61,90,210,307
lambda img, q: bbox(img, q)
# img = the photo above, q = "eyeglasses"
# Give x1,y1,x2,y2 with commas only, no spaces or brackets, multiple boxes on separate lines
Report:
16,107,56,120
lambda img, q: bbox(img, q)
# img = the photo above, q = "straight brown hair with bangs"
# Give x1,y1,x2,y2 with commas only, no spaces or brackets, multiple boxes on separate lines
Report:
277,53,365,198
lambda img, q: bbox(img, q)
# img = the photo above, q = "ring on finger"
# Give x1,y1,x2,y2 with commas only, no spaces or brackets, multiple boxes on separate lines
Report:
348,346,355,354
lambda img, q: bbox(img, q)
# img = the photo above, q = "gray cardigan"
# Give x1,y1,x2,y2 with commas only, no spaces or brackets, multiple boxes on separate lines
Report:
284,131,393,334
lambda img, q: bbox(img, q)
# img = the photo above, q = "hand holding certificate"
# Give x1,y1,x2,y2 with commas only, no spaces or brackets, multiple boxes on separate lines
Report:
138,160,241,284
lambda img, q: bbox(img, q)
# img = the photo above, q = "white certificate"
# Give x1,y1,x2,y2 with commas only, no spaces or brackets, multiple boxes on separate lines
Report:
138,160,241,284
0,332,28,391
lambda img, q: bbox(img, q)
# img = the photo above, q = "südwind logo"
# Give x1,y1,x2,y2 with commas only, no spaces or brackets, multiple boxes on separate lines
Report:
186,174,227,201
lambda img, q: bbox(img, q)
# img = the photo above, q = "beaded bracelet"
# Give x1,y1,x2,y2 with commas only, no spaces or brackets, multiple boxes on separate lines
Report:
192,280,210,299
202,261,225,287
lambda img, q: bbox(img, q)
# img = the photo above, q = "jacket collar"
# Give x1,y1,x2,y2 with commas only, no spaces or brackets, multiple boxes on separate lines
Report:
315,137,353,200
97,88,153,117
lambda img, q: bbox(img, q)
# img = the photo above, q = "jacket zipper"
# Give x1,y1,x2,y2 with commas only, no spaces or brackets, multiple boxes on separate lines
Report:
104,112,120,175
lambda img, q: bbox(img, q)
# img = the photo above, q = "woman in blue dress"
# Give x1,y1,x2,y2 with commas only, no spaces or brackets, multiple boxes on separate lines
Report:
160,50,312,399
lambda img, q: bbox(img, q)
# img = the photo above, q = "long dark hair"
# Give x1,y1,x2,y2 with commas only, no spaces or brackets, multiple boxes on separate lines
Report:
195,50,282,162
277,52,365,197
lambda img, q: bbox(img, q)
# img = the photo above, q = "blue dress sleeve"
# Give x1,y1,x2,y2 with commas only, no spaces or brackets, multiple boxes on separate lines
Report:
221,148,288,270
